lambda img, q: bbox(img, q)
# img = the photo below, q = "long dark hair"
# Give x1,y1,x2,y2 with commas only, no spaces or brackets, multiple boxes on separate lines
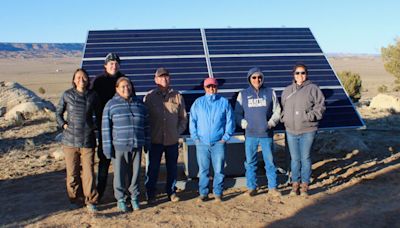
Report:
72,68,91,90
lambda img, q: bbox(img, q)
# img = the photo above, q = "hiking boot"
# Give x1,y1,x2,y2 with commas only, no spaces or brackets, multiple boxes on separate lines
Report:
117,199,128,212
196,195,208,203
214,195,222,203
146,196,156,205
300,183,309,196
131,199,140,211
169,193,180,202
244,189,257,197
268,189,282,197
289,182,300,196
86,204,98,213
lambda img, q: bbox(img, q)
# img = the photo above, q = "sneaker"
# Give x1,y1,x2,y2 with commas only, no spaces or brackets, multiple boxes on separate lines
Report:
244,189,257,197
196,195,208,203
131,199,140,211
268,189,282,197
300,191,309,197
146,197,156,205
117,199,128,212
86,204,98,213
289,182,300,196
214,196,222,203
169,194,180,203
300,183,309,197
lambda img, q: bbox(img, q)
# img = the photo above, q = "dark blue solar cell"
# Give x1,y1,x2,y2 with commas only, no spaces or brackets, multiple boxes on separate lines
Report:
82,28,365,130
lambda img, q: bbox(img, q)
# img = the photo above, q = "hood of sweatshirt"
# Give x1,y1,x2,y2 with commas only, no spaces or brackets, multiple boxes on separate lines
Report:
247,67,265,90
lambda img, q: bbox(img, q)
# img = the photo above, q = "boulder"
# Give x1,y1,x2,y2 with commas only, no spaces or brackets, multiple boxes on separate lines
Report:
0,81,55,119
369,94,400,113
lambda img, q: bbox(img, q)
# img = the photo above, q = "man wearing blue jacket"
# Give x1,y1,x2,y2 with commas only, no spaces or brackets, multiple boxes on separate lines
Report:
234,67,282,197
189,77,235,203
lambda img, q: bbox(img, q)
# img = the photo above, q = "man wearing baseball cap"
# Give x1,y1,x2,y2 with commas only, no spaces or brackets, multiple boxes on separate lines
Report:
92,52,125,201
189,77,235,203
144,67,188,204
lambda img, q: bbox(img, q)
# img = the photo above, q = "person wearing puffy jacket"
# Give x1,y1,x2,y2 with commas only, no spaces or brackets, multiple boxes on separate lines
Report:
281,63,325,196
234,67,282,197
189,77,235,203
56,68,99,212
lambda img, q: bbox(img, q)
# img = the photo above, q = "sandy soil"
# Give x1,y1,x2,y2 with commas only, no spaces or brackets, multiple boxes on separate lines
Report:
1,56,400,227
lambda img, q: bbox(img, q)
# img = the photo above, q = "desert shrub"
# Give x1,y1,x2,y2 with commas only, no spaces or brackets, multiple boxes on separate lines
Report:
337,71,362,102
393,85,400,92
38,87,46,94
378,85,388,93
381,38,400,85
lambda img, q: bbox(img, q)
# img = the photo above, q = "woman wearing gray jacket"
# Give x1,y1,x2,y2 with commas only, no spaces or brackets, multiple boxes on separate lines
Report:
281,63,325,196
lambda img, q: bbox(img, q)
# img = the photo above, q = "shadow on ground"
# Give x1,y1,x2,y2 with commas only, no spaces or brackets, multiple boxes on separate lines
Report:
267,165,400,227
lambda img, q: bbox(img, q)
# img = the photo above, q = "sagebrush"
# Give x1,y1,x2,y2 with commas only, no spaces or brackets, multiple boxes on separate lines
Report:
337,71,362,102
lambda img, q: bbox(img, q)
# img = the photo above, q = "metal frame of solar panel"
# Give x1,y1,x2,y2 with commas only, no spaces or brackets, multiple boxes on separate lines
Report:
81,28,365,132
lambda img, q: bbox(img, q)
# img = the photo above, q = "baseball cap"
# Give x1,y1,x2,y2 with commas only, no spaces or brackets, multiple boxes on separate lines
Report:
204,77,218,87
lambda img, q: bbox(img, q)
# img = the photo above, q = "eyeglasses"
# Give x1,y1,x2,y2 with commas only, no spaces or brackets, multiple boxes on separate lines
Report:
251,76,262,80
206,85,217,88
295,71,306,75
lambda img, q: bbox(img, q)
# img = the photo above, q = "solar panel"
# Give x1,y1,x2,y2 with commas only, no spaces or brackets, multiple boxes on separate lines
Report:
82,28,365,131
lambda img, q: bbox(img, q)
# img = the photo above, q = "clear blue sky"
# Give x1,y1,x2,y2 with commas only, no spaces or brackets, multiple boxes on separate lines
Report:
1,0,399,54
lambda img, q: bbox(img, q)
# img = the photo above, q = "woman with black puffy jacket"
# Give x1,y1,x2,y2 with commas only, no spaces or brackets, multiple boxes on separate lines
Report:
56,68,100,212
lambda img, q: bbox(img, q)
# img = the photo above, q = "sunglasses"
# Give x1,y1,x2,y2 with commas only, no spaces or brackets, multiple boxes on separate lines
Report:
295,71,306,75
206,85,217,88
251,76,262,80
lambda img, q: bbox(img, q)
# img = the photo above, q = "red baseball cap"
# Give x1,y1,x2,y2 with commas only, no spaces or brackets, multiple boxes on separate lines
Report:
204,77,218,87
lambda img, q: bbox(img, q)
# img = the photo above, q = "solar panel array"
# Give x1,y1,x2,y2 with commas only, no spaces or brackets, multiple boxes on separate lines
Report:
82,28,365,130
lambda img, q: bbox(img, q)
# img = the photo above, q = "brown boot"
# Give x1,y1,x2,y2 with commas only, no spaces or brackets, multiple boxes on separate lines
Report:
300,183,309,196
289,182,299,196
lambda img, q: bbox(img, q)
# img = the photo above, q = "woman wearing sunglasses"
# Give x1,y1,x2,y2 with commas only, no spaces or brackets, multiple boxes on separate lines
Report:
280,63,325,196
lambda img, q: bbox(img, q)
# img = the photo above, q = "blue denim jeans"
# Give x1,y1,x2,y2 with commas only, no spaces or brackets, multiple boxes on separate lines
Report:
145,143,179,198
286,131,316,184
195,141,226,197
111,149,141,201
245,137,277,189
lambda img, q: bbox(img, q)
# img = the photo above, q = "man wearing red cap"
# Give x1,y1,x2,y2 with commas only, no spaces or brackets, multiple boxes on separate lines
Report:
189,77,235,203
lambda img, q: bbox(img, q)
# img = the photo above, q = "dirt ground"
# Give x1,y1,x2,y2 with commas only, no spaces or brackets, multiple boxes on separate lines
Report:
1,56,400,227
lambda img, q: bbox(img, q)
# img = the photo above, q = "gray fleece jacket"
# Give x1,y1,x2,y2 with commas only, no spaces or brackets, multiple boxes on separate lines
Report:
280,80,325,135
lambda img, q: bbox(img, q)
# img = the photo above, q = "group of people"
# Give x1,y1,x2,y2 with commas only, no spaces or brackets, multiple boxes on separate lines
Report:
56,52,326,213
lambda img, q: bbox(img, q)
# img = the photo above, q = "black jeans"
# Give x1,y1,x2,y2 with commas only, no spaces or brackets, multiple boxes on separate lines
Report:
97,137,111,200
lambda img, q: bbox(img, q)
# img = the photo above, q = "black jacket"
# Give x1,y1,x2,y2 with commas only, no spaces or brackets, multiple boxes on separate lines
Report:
91,71,124,127
56,88,100,148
